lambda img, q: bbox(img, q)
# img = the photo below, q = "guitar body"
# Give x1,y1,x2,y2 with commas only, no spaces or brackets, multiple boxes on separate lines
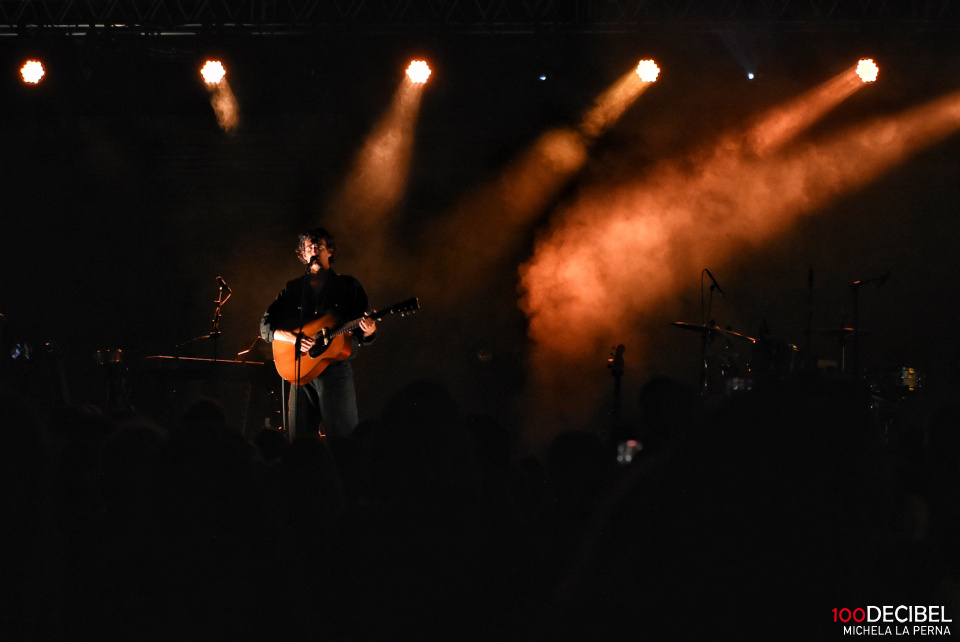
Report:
270,297,420,385
272,313,354,385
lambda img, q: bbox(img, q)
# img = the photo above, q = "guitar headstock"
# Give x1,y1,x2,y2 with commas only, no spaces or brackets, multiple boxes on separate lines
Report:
374,297,420,321
395,297,420,317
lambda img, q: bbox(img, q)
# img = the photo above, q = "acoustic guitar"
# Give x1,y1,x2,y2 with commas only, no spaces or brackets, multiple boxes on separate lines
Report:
273,297,420,384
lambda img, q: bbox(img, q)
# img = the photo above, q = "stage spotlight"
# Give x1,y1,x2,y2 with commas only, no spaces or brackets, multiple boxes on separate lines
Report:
20,60,45,84
636,60,660,83
856,59,879,83
199,60,238,131
200,60,226,85
406,60,431,84
748,73,755,80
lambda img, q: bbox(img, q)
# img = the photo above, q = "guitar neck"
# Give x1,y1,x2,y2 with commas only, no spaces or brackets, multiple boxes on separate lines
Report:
320,298,418,340
328,317,363,339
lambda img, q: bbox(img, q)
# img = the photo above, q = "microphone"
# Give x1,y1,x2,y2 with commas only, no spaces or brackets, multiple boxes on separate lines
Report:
705,269,725,297
309,255,321,265
216,276,232,294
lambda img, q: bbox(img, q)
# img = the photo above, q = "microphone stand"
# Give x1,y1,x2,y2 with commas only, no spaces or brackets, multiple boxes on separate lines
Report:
172,278,232,360
168,278,232,416
290,262,312,442
211,280,231,363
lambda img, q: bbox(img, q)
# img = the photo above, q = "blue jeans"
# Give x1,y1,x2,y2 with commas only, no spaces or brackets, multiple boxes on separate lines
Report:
287,361,358,440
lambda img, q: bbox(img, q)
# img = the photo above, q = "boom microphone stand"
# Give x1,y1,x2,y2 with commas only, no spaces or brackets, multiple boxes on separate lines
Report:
173,276,232,360
211,276,232,363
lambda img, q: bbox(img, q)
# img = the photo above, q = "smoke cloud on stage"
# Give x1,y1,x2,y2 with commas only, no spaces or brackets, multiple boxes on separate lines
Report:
518,80,960,441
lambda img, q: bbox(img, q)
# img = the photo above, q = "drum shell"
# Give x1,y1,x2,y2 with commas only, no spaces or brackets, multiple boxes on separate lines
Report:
94,348,123,366
869,367,922,396
749,340,798,381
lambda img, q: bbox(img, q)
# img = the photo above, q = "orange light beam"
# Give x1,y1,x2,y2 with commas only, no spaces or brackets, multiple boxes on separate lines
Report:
580,64,657,139
520,63,887,360
417,66,655,298
209,81,239,132
324,76,426,275
746,64,865,156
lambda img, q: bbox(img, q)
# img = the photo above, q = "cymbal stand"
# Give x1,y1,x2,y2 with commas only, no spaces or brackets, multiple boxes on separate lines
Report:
698,269,721,399
804,268,814,373
607,344,625,437
848,271,888,384
837,318,849,384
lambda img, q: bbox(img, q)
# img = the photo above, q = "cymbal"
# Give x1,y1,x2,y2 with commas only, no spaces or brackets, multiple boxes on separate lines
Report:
671,322,756,343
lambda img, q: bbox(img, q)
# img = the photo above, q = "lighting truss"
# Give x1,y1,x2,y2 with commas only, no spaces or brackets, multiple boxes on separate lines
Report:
1,0,959,36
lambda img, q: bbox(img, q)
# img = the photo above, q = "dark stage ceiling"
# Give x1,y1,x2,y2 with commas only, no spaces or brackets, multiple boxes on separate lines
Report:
2,0,960,35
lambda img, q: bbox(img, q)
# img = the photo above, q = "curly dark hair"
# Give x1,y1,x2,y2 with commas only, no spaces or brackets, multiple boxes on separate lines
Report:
296,227,336,265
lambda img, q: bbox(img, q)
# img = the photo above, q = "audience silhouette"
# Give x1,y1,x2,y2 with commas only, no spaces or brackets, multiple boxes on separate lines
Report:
1,373,957,640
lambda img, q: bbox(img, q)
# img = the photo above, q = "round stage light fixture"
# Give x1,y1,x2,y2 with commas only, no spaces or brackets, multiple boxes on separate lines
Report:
200,60,227,85
20,60,45,84
636,59,660,83
856,59,879,83
406,60,431,84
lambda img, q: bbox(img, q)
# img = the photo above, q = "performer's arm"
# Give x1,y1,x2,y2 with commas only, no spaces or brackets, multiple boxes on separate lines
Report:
359,315,377,340
273,329,316,352
260,280,314,352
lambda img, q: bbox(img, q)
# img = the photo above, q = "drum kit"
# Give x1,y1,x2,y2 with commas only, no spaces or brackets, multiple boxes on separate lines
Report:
670,319,920,400
670,321,794,398
670,270,920,402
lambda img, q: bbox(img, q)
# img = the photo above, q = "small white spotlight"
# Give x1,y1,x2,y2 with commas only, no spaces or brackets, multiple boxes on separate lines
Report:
636,59,660,83
200,60,226,85
406,60,431,84
747,72,755,80
856,58,879,83
21,60,45,84
539,75,547,81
